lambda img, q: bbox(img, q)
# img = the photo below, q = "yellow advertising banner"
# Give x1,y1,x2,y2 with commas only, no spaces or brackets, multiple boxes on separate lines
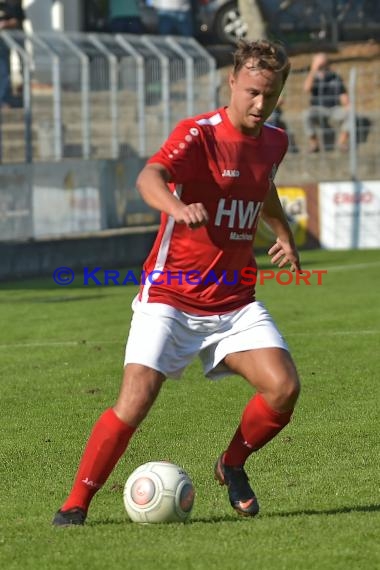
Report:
255,186,308,248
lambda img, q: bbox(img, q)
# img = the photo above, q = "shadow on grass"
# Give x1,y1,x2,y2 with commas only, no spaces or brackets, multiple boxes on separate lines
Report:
87,504,380,527
0,293,106,303
88,513,241,527
192,503,380,523
265,503,380,518
0,265,144,292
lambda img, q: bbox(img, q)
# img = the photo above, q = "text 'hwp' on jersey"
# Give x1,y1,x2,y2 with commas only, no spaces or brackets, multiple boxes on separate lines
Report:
214,198,262,231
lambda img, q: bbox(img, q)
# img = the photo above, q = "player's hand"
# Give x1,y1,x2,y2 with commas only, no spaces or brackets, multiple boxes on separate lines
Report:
173,202,209,229
268,237,301,272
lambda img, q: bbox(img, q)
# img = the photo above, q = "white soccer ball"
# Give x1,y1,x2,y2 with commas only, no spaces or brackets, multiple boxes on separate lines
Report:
123,461,195,524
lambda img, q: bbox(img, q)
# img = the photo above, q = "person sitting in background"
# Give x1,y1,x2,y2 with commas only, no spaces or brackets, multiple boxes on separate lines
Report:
151,0,194,36
108,0,144,34
303,53,350,152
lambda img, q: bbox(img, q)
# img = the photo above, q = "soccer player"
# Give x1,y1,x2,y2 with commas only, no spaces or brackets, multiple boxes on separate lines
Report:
53,39,301,526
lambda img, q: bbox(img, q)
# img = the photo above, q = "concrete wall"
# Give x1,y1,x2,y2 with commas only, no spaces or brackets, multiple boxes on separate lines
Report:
0,157,159,281
0,158,159,242
0,229,157,281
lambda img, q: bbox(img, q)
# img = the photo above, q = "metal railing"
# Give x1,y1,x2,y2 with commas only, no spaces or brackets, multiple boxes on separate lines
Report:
0,30,380,184
0,30,217,163
265,63,380,186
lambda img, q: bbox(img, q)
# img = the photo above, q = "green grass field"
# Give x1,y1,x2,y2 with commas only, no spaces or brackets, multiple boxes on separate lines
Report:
1,248,379,570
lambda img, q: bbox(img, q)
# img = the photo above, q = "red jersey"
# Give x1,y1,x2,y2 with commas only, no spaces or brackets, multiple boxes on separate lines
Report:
138,107,288,315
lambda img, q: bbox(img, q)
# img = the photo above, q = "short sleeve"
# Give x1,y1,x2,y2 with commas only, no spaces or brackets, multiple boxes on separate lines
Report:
147,119,203,183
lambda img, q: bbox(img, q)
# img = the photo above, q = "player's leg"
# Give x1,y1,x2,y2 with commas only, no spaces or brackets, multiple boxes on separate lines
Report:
203,301,300,516
53,302,200,526
224,347,300,459
114,364,166,426
52,365,165,526
215,347,300,516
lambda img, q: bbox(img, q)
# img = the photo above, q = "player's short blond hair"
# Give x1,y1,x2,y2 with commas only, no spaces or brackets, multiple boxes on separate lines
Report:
233,40,291,84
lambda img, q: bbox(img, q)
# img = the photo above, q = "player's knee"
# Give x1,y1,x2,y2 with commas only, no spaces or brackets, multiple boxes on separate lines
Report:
115,366,165,425
271,374,300,410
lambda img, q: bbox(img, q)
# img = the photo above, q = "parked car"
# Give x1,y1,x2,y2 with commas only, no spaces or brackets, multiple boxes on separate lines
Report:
141,1,329,45
196,1,247,44
84,1,380,44
196,0,248,44
196,0,380,45
142,0,380,45
140,1,246,44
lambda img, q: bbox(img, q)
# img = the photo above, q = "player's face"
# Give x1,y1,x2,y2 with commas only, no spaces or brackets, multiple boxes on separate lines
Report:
228,60,285,136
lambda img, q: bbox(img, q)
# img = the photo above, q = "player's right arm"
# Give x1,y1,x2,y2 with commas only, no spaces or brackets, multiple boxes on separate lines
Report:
136,162,209,229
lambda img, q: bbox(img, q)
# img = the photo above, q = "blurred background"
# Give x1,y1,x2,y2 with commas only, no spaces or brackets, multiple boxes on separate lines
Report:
1,0,379,280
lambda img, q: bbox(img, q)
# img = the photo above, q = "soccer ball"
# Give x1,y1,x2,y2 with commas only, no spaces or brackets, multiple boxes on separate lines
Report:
123,461,195,524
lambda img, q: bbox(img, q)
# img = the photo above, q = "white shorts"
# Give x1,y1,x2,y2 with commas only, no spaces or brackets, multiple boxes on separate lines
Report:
124,299,289,380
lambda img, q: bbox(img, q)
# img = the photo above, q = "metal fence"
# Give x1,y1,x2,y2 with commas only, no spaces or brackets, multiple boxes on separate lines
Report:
0,30,380,185
0,30,217,163
272,63,380,186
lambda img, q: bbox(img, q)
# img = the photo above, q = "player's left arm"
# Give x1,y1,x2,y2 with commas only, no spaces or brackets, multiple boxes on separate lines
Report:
261,181,301,272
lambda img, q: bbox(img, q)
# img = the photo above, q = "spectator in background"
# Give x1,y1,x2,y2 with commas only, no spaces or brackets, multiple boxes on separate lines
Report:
151,0,194,36
0,0,24,108
303,52,350,152
108,0,144,34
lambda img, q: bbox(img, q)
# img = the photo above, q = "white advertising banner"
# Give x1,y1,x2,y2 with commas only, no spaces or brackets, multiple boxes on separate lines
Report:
33,185,101,238
32,161,102,238
0,164,33,241
319,181,380,249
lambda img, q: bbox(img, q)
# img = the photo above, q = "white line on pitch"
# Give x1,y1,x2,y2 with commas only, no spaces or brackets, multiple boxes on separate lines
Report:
286,330,379,336
0,330,378,349
0,340,122,349
311,261,380,272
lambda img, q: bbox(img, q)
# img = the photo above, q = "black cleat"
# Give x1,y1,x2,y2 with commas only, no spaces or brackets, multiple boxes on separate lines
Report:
215,453,259,517
52,507,87,527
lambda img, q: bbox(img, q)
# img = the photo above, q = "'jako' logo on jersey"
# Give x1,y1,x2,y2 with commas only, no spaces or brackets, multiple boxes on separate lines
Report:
222,169,240,178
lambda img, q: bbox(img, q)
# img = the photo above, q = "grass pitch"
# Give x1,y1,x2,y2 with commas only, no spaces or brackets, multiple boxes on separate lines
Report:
0,248,379,570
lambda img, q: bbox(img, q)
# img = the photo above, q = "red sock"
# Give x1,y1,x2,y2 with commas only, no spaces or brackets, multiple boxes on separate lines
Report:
61,408,136,512
223,393,293,466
